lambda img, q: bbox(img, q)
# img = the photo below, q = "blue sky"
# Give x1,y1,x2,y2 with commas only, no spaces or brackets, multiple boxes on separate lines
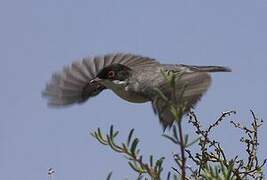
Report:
1,0,267,179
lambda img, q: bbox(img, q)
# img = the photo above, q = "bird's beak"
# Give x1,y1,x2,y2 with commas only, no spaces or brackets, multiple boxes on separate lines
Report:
90,77,102,84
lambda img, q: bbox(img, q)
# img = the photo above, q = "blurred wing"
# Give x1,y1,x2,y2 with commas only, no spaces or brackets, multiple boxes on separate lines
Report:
43,53,159,106
152,72,211,129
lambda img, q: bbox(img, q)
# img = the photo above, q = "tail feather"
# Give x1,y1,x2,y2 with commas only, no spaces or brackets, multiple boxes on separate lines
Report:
181,65,231,73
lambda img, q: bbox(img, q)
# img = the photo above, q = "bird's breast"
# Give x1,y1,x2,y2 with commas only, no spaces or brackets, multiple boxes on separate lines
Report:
100,79,149,103
115,85,149,103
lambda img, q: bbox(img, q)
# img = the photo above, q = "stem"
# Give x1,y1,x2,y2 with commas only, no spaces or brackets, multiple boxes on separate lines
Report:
178,120,186,180
170,72,187,179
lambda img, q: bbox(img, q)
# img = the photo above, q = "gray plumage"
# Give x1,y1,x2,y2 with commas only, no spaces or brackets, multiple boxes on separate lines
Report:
43,53,231,129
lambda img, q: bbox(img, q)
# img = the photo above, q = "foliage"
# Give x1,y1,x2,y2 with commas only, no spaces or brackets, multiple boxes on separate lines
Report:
91,126,165,179
91,71,266,180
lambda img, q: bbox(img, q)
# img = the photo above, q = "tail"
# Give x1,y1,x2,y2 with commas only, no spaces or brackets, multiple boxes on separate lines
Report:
181,64,231,73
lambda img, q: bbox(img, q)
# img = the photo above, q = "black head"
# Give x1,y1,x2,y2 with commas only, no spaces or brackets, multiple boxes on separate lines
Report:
96,64,132,81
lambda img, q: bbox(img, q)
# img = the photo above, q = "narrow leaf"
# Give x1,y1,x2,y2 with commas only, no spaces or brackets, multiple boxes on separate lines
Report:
106,172,112,180
130,138,139,155
162,134,178,144
150,155,153,167
127,129,134,147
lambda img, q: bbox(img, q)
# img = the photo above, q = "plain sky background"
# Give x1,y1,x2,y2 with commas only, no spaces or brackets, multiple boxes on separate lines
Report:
1,0,267,179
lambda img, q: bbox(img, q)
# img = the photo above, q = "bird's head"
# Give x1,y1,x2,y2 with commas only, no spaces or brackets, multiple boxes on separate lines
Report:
90,64,132,88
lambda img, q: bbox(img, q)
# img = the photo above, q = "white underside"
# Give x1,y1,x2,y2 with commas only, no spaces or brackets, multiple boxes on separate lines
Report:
99,80,148,103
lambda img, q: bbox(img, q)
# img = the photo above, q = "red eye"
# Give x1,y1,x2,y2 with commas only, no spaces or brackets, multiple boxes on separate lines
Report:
108,71,115,78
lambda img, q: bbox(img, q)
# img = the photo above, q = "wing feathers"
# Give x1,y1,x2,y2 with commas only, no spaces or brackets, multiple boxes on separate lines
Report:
152,72,211,129
106,54,117,65
72,61,92,79
82,58,95,77
94,55,108,73
43,53,159,106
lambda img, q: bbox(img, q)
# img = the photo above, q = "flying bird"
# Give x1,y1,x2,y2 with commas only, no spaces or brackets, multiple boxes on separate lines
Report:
43,53,231,129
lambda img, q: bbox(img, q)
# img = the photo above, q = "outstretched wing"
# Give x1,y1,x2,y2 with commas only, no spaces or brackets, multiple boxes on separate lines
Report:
152,71,212,130
43,53,159,106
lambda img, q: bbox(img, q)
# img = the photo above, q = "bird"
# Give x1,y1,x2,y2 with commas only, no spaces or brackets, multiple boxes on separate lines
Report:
42,53,231,129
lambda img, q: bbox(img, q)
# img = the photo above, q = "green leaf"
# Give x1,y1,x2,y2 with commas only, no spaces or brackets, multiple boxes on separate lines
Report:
106,172,112,180
96,128,108,144
150,155,153,167
226,161,234,180
128,161,140,173
156,157,164,167
128,161,146,174
170,105,178,119
162,134,178,144
184,134,189,146
172,126,178,141
122,143,127,152
106,135,123,153
91,129,108,145
169,74,176,88
127,129,134,147
113,131,119,138
130,138,139,155
220,162,227,178
109,125,114,137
